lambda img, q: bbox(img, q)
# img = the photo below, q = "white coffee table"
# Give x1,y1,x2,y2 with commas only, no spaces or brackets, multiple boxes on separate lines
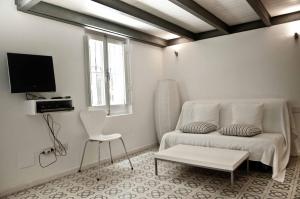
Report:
154,144,249,184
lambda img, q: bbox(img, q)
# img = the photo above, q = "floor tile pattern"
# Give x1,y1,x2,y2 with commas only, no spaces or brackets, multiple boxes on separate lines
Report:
3,148,300,199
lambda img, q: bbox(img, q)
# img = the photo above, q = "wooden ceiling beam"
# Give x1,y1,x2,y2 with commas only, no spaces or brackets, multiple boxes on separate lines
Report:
246,0,271,26
169,0,229,34
15,0,41,11
91,0,196,40
168,9,300,46
271,10,300,25
26,2,168,47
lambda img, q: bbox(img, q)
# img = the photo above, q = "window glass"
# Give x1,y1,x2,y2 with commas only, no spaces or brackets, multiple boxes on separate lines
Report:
86,33,130,115
108,39,126,105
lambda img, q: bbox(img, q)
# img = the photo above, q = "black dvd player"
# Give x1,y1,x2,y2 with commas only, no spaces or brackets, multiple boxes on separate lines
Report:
36,99,74,113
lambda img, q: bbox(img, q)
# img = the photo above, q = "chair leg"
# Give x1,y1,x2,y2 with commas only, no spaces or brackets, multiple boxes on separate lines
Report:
109,141,113,164
120,137,133,170
78,140,89,172
97,142,101,181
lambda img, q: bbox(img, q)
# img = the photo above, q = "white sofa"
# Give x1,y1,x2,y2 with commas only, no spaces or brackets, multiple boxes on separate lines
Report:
159,99,291,182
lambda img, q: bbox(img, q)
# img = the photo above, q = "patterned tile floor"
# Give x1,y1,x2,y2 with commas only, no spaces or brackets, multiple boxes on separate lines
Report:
3,148,300,199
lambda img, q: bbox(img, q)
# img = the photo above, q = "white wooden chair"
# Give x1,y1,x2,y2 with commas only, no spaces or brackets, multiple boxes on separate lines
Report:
78,110,133,181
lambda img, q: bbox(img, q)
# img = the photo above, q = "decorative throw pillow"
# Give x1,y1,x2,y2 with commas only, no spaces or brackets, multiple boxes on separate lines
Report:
180,122,217,134
231,103,263,130
191,103,220,127
219,124,262,137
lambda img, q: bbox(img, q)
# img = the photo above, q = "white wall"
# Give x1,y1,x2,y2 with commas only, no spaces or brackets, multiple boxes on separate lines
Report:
163,21,300,154
2,0,300,194
0,0,162,194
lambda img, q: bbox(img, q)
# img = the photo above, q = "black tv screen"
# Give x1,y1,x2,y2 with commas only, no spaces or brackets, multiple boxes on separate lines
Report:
7,53,56,93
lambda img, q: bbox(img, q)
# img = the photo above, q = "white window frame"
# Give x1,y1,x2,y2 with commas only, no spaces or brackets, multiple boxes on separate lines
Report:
85,30,132,116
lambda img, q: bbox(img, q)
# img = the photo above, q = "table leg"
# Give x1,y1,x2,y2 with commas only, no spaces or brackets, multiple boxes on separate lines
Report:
154,158,158,175
231,171,234,185
246,158,249,173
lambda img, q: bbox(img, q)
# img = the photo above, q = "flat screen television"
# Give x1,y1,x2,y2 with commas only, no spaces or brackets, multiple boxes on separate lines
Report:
7,53,56,93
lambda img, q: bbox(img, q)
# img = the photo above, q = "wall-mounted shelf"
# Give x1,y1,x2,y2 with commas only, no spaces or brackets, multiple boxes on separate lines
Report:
25,98,74,115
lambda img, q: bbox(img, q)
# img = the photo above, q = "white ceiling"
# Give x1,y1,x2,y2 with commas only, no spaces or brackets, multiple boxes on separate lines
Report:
262,0,300,17
194,0,260,25
121,0,215,32
42,0,180,40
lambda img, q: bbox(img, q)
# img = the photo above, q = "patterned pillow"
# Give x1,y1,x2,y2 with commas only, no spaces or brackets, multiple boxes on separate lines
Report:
219,124,262,137
180,122,217,134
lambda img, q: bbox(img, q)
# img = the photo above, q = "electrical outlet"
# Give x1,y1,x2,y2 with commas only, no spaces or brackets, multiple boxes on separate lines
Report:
41,147,54,155
41,143,68,155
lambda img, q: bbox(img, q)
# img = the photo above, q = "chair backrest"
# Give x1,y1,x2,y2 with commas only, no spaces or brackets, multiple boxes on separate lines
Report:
80,110,107,138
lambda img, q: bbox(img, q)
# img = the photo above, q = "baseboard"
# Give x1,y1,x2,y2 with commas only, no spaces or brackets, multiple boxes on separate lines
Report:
0,143,158,197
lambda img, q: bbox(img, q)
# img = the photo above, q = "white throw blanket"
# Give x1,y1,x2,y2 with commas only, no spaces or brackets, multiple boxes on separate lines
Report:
159,99,291,182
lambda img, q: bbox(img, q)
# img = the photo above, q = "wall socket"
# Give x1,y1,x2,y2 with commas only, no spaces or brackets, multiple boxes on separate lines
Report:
41,143,68,155
41,147,54,155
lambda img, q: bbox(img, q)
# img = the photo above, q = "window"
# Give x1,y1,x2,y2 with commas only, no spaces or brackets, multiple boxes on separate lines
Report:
86,32,131,115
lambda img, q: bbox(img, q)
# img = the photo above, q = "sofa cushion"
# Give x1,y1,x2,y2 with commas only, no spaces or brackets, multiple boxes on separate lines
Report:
219,124,262,137
182,103,220,127
232,103,263,130
180,121,217,134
